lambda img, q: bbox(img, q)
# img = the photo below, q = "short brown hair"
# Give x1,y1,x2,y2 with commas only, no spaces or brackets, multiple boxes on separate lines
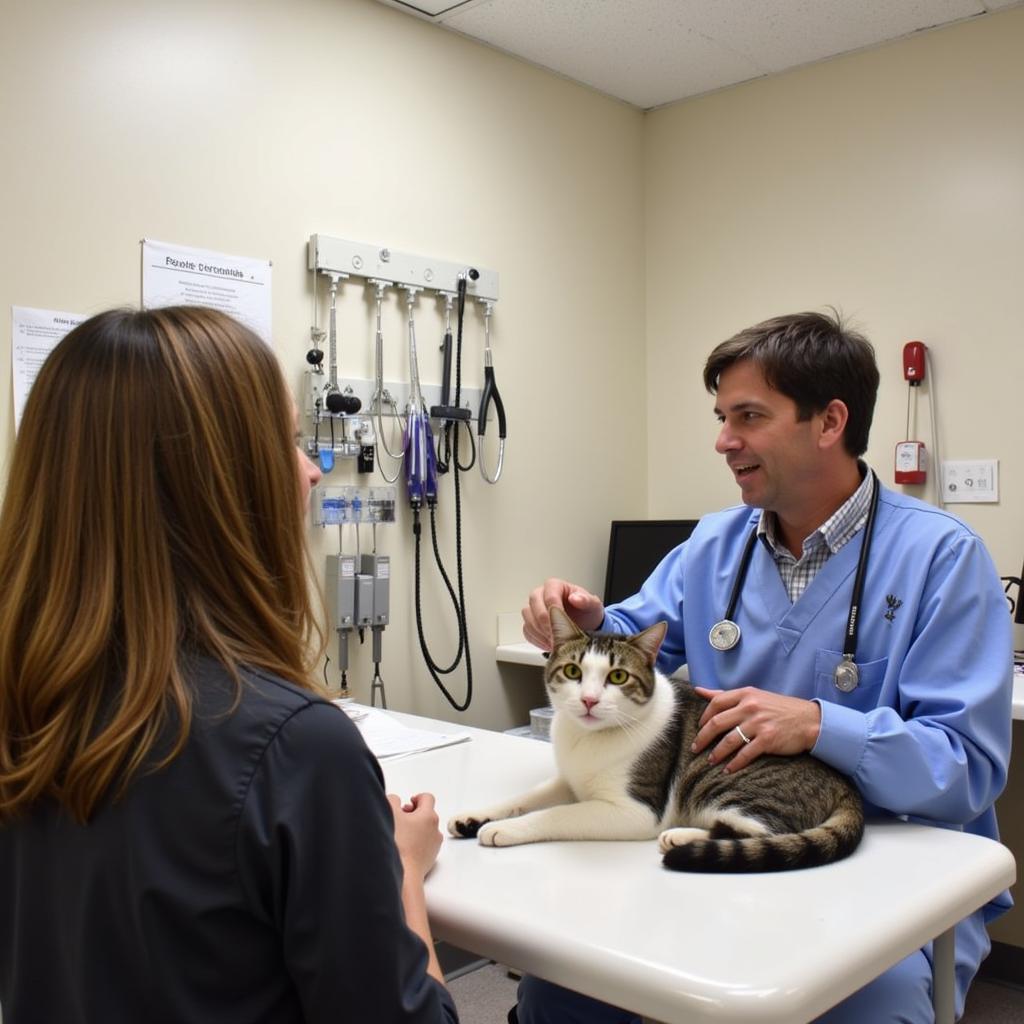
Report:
703,310,879,456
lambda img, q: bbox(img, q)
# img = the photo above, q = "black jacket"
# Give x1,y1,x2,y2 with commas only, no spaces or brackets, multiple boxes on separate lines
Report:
0,658,457,1023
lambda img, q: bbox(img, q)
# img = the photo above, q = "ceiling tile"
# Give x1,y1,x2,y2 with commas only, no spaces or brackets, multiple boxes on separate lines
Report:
692,0,985,74
379,0,1020,108
443,0,763,108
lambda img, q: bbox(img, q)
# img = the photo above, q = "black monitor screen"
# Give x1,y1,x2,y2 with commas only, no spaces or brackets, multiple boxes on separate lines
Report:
603,520,699,607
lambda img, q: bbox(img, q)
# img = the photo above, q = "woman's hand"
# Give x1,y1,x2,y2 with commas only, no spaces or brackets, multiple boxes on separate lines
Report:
388,792,443,881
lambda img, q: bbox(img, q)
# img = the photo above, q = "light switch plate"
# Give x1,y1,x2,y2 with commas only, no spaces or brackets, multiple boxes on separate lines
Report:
940,460,999,503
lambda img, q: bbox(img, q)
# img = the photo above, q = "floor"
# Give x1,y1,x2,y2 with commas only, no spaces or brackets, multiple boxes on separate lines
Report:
446,960,1024,1024
0,958,1017,1022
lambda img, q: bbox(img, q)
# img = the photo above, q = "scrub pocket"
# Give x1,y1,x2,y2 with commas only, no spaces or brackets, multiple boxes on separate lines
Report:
814,648,888,711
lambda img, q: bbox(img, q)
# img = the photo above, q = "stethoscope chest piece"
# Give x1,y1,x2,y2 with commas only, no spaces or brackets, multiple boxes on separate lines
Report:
708,470,880,698
833,655,860,693
709,620,741,652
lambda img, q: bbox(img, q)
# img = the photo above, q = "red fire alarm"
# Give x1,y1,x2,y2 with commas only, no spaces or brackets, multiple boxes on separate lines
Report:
903,341,927,385
895,441,927,484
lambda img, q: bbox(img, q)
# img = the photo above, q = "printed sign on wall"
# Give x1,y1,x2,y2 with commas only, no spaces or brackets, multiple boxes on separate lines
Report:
10,305,86,430
142,238,272,344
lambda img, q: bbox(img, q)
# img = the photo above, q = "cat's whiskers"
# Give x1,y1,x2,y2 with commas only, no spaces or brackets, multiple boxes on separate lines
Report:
607,707,646,744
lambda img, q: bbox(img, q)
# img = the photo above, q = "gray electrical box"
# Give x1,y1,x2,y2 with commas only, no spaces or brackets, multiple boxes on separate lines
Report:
360,553,391,626
326,554,357,629
355,574,374,628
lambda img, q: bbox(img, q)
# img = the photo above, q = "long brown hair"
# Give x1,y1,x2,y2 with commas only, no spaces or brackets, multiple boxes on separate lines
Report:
0,306,324,823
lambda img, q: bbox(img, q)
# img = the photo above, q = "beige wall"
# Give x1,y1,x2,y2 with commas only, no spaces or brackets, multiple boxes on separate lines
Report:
644,6,1024,601
0,0,647,730
644,4,1024,949
1,0,1021,963
991,721,1024,948
1,0,1022,835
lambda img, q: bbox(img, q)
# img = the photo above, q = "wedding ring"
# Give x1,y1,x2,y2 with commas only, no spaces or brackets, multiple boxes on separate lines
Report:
734,725,751,745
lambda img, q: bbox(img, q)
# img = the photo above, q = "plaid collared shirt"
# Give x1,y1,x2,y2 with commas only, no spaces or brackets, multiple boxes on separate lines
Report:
758,468,874,603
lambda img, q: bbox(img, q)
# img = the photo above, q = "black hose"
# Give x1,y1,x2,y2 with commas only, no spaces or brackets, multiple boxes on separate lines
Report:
413,506,472,712
410,274,474,711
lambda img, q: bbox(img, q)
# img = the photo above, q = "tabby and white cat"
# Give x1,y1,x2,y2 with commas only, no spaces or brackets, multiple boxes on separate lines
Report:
448,607,863,872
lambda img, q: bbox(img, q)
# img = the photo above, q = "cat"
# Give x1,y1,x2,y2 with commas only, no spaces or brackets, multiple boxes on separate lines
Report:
448,606,864,872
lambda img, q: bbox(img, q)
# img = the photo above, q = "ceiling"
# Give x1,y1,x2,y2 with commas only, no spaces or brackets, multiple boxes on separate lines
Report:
374,0,1021,109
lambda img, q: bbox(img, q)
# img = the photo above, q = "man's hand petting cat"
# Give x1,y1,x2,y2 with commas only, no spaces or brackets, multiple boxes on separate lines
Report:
690,686,822,774
522,579,604,650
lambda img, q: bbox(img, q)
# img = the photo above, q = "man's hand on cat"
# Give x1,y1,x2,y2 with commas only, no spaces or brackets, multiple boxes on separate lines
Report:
690,686,822,773
522,578,604,650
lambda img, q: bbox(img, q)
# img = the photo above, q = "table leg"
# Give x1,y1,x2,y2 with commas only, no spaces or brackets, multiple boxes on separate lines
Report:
932,927,955,1024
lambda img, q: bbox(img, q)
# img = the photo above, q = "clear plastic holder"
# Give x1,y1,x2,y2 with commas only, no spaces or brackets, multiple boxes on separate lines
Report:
313,485,397,527
367,485,397,523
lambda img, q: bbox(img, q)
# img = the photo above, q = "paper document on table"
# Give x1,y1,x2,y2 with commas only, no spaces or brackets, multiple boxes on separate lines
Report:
333,702,471,759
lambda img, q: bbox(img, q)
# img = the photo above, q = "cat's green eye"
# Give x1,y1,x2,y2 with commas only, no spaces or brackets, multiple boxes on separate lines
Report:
562,663,582,680
607,669,629,685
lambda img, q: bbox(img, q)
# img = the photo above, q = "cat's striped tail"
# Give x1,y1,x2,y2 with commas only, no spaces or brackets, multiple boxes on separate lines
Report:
661,794,864,873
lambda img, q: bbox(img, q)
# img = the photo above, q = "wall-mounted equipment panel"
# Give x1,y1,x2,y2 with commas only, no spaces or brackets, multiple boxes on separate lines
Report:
309,234,498,302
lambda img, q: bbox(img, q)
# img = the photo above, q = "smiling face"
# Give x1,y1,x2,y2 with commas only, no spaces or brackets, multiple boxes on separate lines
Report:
713,359,838,525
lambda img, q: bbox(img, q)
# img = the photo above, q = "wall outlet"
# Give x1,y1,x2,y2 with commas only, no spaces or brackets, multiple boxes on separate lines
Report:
940,460,999,503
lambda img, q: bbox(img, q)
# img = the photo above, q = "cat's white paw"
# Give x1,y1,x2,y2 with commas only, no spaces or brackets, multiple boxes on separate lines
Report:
658,827,710,853
447,813,490,839
477,819,533,847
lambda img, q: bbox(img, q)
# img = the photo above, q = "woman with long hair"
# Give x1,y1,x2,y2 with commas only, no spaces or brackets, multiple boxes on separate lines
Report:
0,306,457,1022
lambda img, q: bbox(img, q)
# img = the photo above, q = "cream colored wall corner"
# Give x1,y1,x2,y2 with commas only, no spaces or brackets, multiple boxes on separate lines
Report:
0,0,647,730
643,6,1024,603
643,6,1024,951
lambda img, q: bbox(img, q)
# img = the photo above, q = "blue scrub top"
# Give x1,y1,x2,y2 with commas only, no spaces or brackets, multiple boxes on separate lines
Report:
604,480,1013,904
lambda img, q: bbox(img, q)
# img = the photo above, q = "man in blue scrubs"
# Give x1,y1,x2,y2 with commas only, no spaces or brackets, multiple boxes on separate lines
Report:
517,311,1013,1024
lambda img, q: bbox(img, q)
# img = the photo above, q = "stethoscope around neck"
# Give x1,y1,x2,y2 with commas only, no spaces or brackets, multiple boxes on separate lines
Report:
708,471,880,693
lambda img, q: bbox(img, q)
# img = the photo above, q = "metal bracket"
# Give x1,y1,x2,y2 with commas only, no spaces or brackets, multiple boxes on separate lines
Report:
303,371,481,423
309,234,499,303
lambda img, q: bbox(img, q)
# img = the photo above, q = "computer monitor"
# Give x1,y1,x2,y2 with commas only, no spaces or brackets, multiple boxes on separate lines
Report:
603,519,699,607
1015,559,1024,625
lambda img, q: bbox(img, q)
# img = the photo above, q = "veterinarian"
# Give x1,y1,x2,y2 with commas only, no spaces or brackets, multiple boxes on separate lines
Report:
0,307,457,1023
518,311,1013,1024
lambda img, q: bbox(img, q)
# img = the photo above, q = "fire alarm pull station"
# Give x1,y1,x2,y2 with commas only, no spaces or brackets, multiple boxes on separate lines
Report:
895,441,927,485
903,341,926,386
896,341,928,484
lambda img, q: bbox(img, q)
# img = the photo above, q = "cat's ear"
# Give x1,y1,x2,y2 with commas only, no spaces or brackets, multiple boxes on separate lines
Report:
548,605,585,648
631,621,668,667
